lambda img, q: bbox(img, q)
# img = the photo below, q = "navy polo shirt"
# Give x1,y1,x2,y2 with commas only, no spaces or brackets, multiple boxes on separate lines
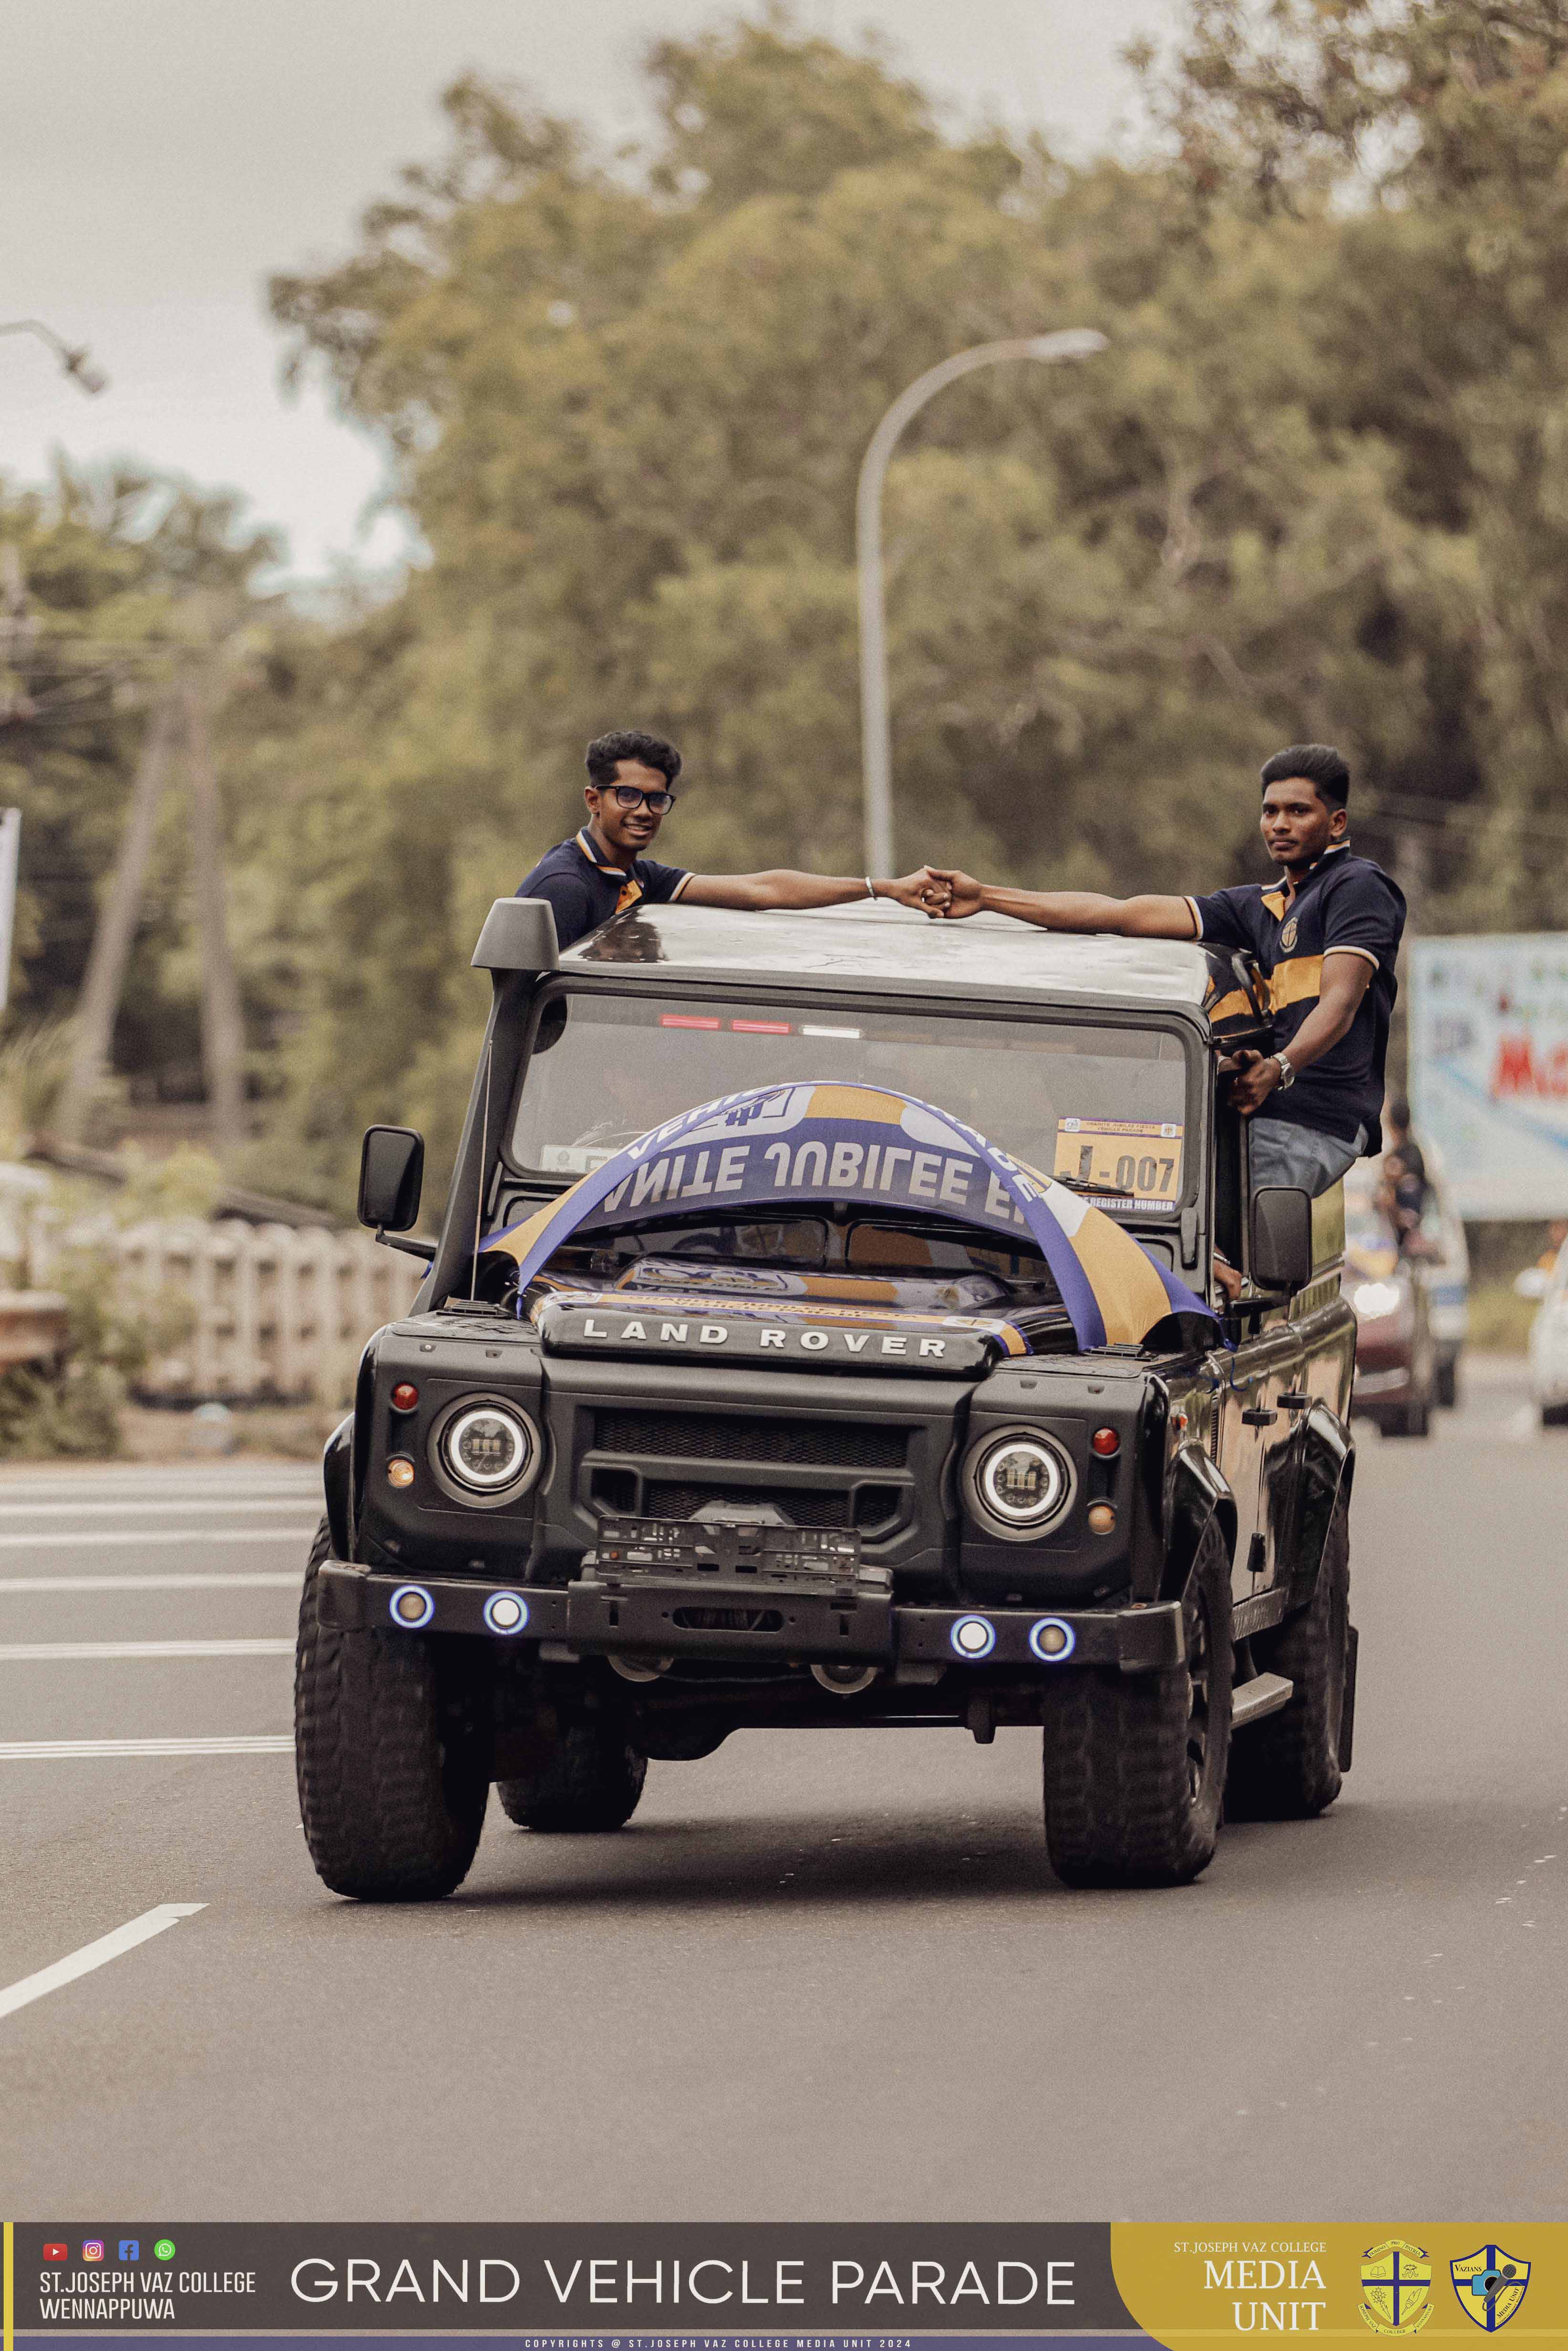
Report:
1187,844,1406,1151
516,827,690,952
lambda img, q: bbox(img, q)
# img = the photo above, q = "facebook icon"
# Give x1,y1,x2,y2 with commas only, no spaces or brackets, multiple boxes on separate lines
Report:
118,2241,139,2261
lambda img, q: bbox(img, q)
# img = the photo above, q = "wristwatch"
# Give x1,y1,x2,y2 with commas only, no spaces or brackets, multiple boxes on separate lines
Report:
1272,1051,1297,1091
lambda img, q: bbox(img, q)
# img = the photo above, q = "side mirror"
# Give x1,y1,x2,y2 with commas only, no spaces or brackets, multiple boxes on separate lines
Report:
1252,1185,1313,1293
358,1126,424,1233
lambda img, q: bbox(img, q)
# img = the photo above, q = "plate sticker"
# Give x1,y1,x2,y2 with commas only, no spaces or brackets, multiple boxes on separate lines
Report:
1054,1118,1184,1208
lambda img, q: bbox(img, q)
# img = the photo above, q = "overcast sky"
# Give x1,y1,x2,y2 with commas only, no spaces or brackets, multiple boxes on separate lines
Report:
3,0,1181,580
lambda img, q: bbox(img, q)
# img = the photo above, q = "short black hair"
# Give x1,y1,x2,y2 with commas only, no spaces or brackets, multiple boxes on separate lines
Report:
586,729,682,790
1260,742,1350,808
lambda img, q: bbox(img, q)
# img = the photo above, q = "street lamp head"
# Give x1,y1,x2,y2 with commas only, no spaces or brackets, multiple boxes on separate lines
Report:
1024,329,1109,362
62,347,109,396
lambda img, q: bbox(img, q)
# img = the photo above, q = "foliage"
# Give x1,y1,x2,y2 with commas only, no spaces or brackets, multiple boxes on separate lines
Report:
10,5,1568,1214
0,1248,194,1459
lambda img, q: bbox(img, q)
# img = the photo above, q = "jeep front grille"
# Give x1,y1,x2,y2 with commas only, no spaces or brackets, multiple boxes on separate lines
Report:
593,1408,906,1469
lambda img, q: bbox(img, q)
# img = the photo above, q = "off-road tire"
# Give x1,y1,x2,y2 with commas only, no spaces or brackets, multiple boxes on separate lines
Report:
1225,1492,1351,1821
497,1721,648,1832
295,1523,489,1899
1042,1520,1232,1887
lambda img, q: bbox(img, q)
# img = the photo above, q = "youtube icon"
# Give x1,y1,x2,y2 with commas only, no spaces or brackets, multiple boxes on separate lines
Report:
42,2244,67,2263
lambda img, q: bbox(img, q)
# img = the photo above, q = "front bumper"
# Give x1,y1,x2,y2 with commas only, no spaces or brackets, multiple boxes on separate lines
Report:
316,1559,1185,1674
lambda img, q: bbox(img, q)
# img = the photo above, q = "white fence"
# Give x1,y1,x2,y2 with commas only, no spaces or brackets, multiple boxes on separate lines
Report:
114,1219,418,1403
89,1218,418,1404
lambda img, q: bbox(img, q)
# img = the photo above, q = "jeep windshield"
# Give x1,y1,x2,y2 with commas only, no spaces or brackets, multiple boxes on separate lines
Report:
509,990,1193,1217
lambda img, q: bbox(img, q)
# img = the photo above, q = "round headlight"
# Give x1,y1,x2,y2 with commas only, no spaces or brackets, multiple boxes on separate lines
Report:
441,1402,534,1493
964,1429,1076,1542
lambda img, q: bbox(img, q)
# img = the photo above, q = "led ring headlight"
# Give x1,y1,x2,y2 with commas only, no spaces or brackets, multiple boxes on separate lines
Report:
962,1428,1076,1543
430,1396,541,1507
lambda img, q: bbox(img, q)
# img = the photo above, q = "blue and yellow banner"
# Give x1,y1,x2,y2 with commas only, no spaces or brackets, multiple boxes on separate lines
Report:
486,1082,1217,1351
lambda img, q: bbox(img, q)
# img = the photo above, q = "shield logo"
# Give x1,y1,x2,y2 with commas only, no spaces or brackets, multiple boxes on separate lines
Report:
1280,916,1299,950
1451,2246,1530,2331
1360,2241,1433,2334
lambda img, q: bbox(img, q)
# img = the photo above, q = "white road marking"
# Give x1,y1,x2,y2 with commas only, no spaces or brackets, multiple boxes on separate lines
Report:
0,1571,300,1593
0,1903,206,2021
0,1637,294,1661
0,1497,320,1519
0,1526,318,1549
0,1734,292,1760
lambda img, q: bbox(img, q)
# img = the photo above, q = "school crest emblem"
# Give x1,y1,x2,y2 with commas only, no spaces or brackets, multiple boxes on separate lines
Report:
1360,2241,1433,2334
1279,916,1299,951
1451,2247,1530,2331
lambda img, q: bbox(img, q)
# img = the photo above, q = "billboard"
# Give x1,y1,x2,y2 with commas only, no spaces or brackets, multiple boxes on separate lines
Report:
1410,932,1568,1217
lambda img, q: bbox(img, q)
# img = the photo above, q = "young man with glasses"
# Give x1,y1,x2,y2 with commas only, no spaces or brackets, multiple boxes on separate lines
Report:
517,729,936,950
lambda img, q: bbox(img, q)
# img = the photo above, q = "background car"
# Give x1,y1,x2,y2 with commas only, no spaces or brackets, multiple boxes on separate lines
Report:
1413,1151,1470,1408
1343,1162,1436,1438
1523,1246,1568,1428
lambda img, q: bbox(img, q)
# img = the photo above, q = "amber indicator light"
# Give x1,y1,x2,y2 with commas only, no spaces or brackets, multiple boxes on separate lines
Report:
1087,1502,1116,1534
387,1456,415,1489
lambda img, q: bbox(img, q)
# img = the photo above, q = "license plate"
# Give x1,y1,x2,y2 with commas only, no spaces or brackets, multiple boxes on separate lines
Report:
591,1516,862,1582
1054,1118,1184,1207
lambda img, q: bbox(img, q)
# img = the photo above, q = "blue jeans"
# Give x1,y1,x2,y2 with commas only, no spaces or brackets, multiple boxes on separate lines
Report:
1249,1117,1365,1198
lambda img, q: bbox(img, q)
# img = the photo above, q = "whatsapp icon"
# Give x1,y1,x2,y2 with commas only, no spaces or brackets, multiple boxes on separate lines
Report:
154,2241,175,2262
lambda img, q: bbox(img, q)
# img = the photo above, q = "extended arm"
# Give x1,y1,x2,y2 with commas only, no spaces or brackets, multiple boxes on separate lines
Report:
681,868,937,913
1228,952,1374,1113
922,871,1199,938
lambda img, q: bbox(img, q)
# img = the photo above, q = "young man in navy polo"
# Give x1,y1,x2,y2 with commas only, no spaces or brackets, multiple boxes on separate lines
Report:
518,728,936,951
920,744,1406,1197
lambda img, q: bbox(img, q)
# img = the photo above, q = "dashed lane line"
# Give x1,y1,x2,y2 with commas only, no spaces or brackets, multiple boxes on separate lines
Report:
0,1571,299,1592
0,1497,322,1518
0,1735,291,1760
0,1637,295,1660
0,1903,206,2021
0,1526,318,1548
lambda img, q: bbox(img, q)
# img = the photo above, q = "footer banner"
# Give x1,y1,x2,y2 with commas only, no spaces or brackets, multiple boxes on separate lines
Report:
3,2224,1563,2347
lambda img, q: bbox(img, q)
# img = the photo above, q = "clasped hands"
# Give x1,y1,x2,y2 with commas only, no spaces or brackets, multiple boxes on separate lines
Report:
885,866,981,919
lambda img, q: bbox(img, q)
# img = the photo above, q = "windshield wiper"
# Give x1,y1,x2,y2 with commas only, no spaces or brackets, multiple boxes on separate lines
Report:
1051,1173,1133,1197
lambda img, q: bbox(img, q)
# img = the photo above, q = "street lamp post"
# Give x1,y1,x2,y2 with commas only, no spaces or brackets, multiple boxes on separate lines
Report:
856,329,1106,876
0,319,109,396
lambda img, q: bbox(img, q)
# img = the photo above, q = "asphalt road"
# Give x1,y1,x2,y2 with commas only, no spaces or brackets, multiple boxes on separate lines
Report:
2,1363,1564,2223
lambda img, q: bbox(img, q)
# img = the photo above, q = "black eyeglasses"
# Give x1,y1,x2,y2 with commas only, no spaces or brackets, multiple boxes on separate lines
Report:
604,784,677,814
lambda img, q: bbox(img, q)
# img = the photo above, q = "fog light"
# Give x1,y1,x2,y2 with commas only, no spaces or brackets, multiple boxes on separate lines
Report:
387,1456,415,1489
391,1382,419,1412
1029,1616,1076,1662
484,1590,528,1635
950,1613,996,1660
1090,1426,1120,1457
1087,1502,1116,1535
389,1583,433,1628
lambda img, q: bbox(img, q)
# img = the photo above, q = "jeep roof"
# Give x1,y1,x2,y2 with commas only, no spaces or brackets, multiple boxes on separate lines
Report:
563,900,1265,1036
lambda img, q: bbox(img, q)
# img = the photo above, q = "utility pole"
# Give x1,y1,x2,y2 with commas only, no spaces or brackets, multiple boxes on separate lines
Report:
56,691,178,1144
184,676,247,1156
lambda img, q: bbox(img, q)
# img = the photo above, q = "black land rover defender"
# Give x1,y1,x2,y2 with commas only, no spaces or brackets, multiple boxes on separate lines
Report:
296,897,1358,1899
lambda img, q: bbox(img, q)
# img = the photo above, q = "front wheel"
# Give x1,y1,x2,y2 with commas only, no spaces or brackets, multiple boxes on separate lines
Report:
295,1526,489,1900
1042,1521,1232,1888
